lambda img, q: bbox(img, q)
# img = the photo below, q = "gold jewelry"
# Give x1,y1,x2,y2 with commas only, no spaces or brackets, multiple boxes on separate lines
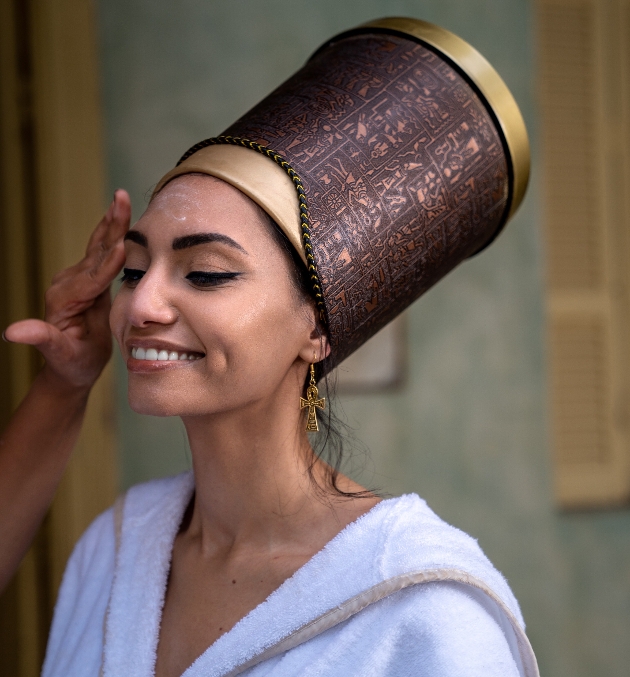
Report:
300,363,325,432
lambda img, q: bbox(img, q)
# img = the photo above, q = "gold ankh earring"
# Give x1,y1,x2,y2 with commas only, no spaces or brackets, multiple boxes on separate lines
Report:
300,363,326,432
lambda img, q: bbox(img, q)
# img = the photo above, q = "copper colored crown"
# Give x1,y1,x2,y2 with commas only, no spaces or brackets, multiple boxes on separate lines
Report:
158,19,530,372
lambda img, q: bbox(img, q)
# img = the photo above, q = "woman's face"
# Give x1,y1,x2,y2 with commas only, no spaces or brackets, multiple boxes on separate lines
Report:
110,174,324,418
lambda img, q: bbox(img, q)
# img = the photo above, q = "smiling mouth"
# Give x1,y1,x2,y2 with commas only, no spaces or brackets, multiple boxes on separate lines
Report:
131,347,203,362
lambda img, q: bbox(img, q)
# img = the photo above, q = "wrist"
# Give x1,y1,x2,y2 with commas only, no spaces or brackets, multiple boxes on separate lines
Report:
36,365,92,404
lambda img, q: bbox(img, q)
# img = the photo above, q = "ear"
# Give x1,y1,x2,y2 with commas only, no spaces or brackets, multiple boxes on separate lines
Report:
297,303,331,364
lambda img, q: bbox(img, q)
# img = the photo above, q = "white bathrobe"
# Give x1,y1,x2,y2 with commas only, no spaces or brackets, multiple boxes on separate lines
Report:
42,472,538,677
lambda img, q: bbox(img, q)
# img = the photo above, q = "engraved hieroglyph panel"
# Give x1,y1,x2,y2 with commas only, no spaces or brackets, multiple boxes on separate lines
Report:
225,34,509,369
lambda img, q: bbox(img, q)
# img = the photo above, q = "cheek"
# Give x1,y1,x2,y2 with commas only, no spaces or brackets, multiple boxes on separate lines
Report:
199,290,306,378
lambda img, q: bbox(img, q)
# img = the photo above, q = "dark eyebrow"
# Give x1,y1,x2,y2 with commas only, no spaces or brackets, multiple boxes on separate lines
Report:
124,230,148,247
172,233,248,254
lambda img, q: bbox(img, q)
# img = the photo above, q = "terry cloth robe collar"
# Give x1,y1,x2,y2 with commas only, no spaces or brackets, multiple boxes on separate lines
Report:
98,472,538,677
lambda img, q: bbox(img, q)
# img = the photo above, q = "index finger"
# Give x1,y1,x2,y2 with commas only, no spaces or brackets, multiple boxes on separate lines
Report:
85,189,131,258
43,192,131,324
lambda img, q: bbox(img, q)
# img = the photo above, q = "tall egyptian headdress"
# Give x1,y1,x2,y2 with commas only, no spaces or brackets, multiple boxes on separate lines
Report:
155,17,530,373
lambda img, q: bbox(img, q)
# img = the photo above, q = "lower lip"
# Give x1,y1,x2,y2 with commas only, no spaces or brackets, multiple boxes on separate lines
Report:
126,357,203,373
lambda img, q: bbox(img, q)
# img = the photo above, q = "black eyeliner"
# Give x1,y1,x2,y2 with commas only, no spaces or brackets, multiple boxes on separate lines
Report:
185,271,241,287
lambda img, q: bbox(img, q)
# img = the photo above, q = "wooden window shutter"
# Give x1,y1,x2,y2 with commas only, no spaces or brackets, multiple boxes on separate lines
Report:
538,0,630,507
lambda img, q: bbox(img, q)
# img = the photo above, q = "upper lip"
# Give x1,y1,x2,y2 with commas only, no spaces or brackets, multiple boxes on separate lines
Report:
125,338,205,356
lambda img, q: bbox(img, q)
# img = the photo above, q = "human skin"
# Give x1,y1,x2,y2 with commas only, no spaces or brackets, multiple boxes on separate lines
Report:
111,174,379,677
0,191,130,594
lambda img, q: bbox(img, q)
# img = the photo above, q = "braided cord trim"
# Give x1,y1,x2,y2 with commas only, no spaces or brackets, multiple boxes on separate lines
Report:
177,135,327,323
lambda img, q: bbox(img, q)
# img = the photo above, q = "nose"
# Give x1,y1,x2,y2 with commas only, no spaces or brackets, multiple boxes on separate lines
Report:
126,264,178,328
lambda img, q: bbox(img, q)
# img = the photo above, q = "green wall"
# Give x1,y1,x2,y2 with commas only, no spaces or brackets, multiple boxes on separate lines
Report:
96,1,630,675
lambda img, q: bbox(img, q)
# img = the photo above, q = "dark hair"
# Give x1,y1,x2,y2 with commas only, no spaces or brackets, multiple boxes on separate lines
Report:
262,213,376,500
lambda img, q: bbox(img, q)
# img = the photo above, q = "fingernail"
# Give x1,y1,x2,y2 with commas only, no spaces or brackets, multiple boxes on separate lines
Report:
2,331,9,343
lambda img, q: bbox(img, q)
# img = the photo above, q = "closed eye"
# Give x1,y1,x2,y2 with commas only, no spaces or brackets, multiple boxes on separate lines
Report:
120,268,145,285
186,271,240,288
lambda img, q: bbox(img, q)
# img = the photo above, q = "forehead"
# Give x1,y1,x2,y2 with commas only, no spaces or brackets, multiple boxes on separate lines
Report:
135,174,268,242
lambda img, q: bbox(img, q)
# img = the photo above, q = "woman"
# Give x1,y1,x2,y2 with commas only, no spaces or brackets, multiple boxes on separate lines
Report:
6,18,538,677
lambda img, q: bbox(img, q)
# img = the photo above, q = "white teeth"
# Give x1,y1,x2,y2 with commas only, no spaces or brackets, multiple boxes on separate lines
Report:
130,346,201,362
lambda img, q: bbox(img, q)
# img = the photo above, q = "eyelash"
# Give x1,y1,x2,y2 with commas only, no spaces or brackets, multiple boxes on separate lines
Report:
120,268,239,288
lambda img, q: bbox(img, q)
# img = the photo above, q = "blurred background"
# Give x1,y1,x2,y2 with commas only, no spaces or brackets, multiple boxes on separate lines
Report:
1,0,630,675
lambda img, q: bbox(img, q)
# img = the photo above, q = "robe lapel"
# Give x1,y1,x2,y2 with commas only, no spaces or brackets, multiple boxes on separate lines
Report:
103,470,393,677
181,499,395,677
102,472,195,677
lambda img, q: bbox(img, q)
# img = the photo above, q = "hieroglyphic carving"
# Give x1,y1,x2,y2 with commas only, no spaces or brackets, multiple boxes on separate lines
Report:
224,34,509,368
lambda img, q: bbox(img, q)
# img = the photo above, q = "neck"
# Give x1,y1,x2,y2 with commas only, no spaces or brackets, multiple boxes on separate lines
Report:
180,372,346,554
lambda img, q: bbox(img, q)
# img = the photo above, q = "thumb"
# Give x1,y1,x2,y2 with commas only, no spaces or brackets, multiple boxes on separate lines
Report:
4,319,65,356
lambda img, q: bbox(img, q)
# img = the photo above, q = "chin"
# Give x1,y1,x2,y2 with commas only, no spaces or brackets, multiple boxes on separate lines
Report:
127,381,227,418
126,381,188,417
128,395,184,417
